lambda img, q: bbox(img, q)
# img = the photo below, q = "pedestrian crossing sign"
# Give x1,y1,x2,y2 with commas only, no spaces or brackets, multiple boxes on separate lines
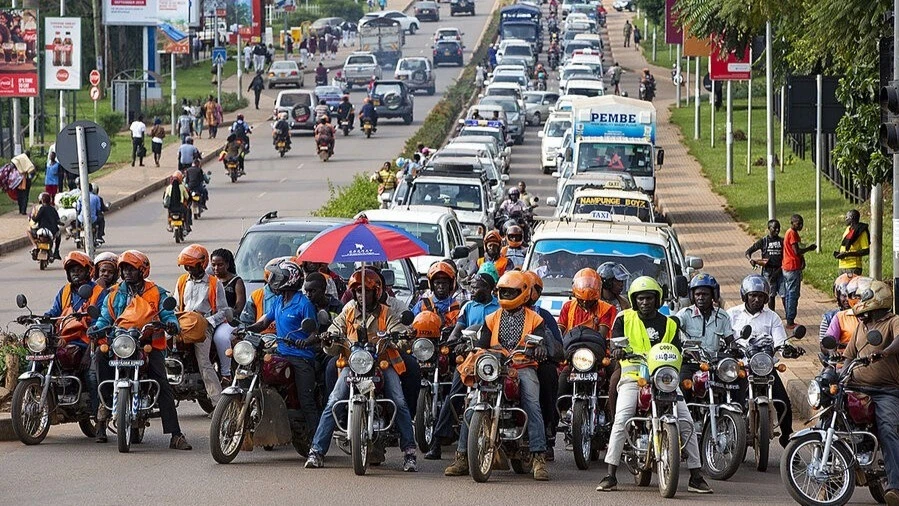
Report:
212,48,227,66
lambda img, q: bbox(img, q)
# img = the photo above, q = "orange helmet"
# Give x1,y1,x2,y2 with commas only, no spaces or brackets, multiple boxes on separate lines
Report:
177,244,210,269
63,251,94,274
572,268,601,301
484,229,503,246
496,270,530,310
428,260,457,290
522,270,543,303
171,171,183,183
506,225,524,248
348,268,383,301
118,250,151,278
412,310,441,339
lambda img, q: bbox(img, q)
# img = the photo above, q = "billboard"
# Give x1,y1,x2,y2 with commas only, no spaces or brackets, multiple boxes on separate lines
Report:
157,0,193,53
0,8,39,97
709,44,751,81
682,25,710,57
664,0,682,45
104,0,159,26
45,17,82,90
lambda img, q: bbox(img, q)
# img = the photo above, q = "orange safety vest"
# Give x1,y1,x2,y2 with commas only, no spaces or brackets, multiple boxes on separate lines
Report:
485,307,542,369
421,297,461,328
176,273,218,313
559,299,615,337
478,255,509,276
251,288,276,334
58,283,105,344
836,310,858,345
346,304,406,375
107,281,166,350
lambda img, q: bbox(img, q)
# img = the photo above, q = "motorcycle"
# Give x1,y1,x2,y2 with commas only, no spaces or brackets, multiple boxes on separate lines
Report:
639,80,656,102
361,117,374,138
411,327,455,453
318,139,332,162
71,221,99,251
224,156,241,183
682,341,747,480
315,70,328,87
209,318,324,464
612,337,684,498
548,51,559,70
274,135,291,157
94,296,178,453
781,331,888,506
189,190,204,220
168,210,188,244
738,324,806,472
9,290,101,445
340,118,352,136
535,72,547,91
165,335,217,414
32,227,55,270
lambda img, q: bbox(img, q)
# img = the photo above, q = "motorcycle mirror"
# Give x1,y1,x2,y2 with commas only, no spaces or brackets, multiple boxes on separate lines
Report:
381,269,396,287
792,325,807,339
206,170,212,175
820,335,838,351
452,245,470,260
741,325,752,340
525,334,544,346
317,309,332,326
300,318,318,334
161,296,177,311
15,294,27,308
866,330,884,347
77,284,94,299
86,305,101,320
400,310,415,326
418,278,430,291
611,336,628,349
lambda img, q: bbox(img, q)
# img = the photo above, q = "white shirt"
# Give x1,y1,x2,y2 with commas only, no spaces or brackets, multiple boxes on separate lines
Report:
181,273,232,328
727,304,787,348
129,121,146,139
243,46,253,58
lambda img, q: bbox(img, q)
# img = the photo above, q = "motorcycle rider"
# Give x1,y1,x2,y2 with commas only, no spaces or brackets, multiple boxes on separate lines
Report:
315,62,328,85
444,271,550,481
314,99,331,121
75,183,102,244
305,268,418,471
412,261,462,327
239,256,292,333
230,113,251,154
184,160,209,212
93,251,119,289
243,260,321,442
726,274,792,449
313,116,336,156
596,276,712,494
842,280,899,504
175,244,229,407
820,273,854,342
163,171,191,234
640,68,656,101
272,111,292,150
221,134,246,175
597,262,631,310
27,191,61,260
358,96,379,132
92,250,192,450
499,187,529,218
477,230,510,276
825,276,872,351
502,225,527,269
336,95,355,130
177,137,200,172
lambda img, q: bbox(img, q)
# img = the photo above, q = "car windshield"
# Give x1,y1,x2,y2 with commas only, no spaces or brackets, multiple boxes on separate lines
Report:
271,61,297,71
461,128,503,144
277,93,311,107
505,45,532,57
436,42,460,50
528,239,669,296
562,69,594,81
235,230,323,282
524,94,543,104
481,97,519,113
545,120,571,137
315,86,342,97
329,259,411,293
418,1,438,7
493,74,525,86
399,59,428,71
565,42,594,56
373,83,403,96
576,142,654,177
408,182,483,211
568,194,652,221
347,55,374,65
502,25,537,40
372,221,445,255
437,30,459,37
567,86,602,97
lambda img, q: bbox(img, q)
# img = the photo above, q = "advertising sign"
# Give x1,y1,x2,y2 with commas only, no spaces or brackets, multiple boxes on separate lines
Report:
682,25,710,57
45,17,81,90
103,0,159,26
664,0,682,45
575,103,657,143
157,0,192,54
709,44,751,81
0,8,39,97
230,0,264,43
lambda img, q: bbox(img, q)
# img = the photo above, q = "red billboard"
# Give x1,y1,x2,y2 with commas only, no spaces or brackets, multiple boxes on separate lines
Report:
709,44,751,81
665,0,682,45
0,8,39,97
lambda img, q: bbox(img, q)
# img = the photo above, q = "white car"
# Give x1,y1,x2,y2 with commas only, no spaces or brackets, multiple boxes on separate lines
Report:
496,38,530,59
559,64,595,90
558,186,657,223
365,10,421,34
538,112,572,173
434,27,463,42
449,138,509,172
564,78,605,97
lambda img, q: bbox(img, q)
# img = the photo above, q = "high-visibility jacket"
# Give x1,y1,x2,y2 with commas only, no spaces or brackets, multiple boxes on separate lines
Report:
619,309,677,380
176,273,218,313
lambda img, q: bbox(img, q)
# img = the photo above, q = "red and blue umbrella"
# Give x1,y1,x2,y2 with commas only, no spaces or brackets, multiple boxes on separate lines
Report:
297,215,428,264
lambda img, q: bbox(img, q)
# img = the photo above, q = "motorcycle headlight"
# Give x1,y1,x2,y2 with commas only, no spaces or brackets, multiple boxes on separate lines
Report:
807,379,822,409
716,358,739,383
233,340,256,366
24,328,47,353
653,366,679,393
112,334,137,359
349,349,374,375
749,352,774,376
476,354,501,382
571,348,595,372
412,338,435,362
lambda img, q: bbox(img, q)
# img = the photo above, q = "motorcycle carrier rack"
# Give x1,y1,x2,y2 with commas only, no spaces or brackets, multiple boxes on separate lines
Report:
99,378,160,412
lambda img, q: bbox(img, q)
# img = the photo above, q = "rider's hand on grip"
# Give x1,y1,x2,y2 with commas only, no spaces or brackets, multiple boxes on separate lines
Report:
533,345,547,362
165,323,179,336
611,348,626,360
16,315,30,325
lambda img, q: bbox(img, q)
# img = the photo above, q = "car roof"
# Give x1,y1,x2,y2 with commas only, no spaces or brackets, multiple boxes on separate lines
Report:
413,175,486,185
453,135,499,145
399,56,429,62
436,39,461,45
271,60,299,67
532,219,669,245
487,82,521,89
571,187,650,200
361,206,455,222
566,78,603,86
244,215,349,234
562,64,593,72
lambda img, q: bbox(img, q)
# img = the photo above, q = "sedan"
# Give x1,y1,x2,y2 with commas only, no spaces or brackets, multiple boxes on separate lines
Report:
522,91,560,125
433,40,464,66
379,10,421,34
267,60,303,88
314,85,343,114
414,1,440,22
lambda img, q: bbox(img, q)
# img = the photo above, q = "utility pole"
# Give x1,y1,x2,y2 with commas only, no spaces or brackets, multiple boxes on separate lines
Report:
675,44,681,107
892,0,899,289
725,80,733,184
11,0,20,155
693,56,700,139
748,64,753,175
815,74,822,252
765,21,776,220
59,0,66,133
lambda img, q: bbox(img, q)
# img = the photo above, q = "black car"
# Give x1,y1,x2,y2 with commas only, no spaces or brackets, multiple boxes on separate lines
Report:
450,0,475,16
414,1,440,21
369,80,415,124
433,40,464,66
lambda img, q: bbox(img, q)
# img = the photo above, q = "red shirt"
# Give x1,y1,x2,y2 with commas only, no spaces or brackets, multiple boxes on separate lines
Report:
783,228,802,271
558,300,616,337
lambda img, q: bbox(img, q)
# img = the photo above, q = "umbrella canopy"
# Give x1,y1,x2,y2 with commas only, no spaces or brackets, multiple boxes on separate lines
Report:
296,216,428,264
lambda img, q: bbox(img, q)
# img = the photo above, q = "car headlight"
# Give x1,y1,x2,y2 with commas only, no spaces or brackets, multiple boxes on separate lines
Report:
24,328,47,353
476,354,501,382
653,366,679,393
112,334,137,359
233,340,256,366
749,352,774,376
716,358,740,383
349,349,375,375
461,224,485,237
807,380,822,409
571,348,595,372
412,338,436,362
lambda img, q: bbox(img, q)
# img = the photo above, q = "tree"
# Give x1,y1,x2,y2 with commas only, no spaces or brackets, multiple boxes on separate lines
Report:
637,0,665,26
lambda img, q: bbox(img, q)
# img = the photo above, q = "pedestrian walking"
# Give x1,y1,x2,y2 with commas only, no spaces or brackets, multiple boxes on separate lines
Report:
329,35,339,61
487,44,497,69
149,118,166,167
623,20,632,48
475,63,486,88
299,36,309,66
44,151,60,204
308,34,318,62
782,214,816,329
191,99,204,139
379,0,386,10
192,36,201,61
253,41,266,72
368,0,375,11
204,95,220,139
12,152,35,215
129,114,147,167
745,219,785,311
834,209,870,275
607,61,622,95
286,34,294,56
633,27,642,50
249,71,265,109
177,108,194,143
266,44,275,66
243,44,253,71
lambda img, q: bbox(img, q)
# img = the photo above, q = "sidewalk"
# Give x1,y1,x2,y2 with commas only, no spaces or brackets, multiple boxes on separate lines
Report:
606,11,832,418
0,0,416,258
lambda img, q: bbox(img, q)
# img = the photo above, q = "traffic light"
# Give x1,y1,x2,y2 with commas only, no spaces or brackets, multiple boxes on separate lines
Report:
880,80,899,152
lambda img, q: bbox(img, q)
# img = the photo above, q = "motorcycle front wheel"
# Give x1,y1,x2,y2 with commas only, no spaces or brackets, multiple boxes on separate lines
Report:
657,422,681,498
351,403,370,476
571,399,593,470
414,387,434,452
10,378,50,445
116,386,132,453
467,410,495,483
755,403,771,472
701,410,747,480
78,418,97,438
210,395,246,464
780,433,855,506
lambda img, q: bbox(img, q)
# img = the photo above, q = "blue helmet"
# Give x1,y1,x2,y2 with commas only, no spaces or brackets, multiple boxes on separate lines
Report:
688,272,720,302
395,157,407,168
739,274,770,303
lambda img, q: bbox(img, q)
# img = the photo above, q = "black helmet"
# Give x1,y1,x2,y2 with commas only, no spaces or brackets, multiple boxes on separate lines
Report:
267,260,304,292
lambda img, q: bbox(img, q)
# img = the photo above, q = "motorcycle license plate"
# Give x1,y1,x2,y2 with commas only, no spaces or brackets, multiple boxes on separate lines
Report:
709,379,741,390
192,196,201,201
37,243,50,250
26,354,54,361
171,220,183,226
36,251,48,261
569,372,597,381
373,100,380,106
109,359,144,367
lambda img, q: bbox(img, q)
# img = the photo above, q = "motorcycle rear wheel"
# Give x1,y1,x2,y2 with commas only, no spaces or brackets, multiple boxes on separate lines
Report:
39,259,47,270
197,396,215,414
755,404,771,472
116,386,132,453
571,399,593,470
78,418,97,438
657,422,681,498
351,403,370,476
210,395,245,464
701,410,747,480
11,378,50,445
510,453,532,474
781,433,854,506
365,128,372,138
414,387,434,452
174,228,183,244
467,410,495,482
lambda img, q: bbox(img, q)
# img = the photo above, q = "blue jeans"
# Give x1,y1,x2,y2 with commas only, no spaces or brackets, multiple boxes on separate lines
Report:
457,367,546,453
311,367,416,455
873,393,899,490
782,269,802,323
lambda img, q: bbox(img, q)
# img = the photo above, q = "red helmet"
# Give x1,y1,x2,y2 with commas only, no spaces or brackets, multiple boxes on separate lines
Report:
118,250,151,278
522,270,543,303
177,244,210,270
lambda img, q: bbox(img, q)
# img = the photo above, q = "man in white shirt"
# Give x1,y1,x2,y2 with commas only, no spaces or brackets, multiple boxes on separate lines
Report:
243,44,253,71
726,274,792,448
129,114,147,167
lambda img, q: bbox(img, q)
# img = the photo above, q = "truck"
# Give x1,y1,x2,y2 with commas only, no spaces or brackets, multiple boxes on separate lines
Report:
563,95,665,195
342,52,383,89
358,17,404,70
499,4,542,53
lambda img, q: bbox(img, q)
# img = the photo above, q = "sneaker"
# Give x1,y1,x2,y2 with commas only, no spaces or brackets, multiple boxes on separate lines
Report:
424,442,442,460
596,474,618,491
444,452,469,476
884,489,899,506
403,453,418,472
688,476,714,494
532,453,549,481
169,433,192,450
305,450,323,468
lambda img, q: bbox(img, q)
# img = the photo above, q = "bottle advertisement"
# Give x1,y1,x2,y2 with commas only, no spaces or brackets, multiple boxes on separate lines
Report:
0,9,39,97
44,17,81,90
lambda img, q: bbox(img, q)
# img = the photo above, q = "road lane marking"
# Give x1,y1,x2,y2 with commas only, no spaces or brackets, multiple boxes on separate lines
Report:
258,192,266,198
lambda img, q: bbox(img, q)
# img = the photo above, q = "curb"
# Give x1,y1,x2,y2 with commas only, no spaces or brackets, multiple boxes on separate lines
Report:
0,412,14,442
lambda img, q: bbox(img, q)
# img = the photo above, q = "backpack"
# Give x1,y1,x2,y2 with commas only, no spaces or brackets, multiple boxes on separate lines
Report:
0,162,23,192
232,121,247,138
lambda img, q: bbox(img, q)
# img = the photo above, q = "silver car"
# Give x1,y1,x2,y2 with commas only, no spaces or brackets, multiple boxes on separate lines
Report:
522,91,560,125
267,60,304,88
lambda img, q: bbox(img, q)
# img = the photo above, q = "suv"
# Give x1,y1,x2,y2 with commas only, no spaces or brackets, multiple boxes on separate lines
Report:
272,89,319,132
450,0,475,16
479,95,525,145
433,40,464,66
394,57,436,95
369,80,414,124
